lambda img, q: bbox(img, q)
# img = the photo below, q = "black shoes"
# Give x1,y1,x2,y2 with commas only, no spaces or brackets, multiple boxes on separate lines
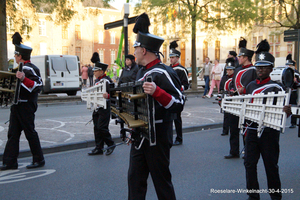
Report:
0,163,18,171
105,146,116,156
26,160,45,169
289,124,296,128
221,132,228,136
173,141,182,146
224,154,240,159
88,148,103,156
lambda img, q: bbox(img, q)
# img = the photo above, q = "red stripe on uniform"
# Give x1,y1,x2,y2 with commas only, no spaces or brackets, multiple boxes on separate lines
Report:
152,86,172,107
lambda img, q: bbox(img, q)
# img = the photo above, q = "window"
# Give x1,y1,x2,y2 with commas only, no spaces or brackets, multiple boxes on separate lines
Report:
22,18,30,35
98,31,103,44
275,45,280,57
252,37,257,47
40,43,47,55
76,47,81,62
269,35,274,44
62,24,68,39
39,20,46,36
275,35,280,43
99,50,104,63
98,15,103,25
110,32,115,44
287,43,293,54
203,41,208,62
270,46,274,55
75,25,81,40
215,40,220,61
6,17,15,34
62,46,68,55
111,50,115,64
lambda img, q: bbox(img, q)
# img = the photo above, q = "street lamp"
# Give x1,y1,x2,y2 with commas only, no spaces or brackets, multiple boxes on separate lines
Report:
124,3,130,56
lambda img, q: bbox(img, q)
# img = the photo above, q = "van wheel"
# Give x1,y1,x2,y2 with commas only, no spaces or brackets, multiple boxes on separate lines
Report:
67,91,77,96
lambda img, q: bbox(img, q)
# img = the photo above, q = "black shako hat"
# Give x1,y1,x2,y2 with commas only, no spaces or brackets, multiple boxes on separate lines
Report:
238,48,254,58
169,40,181,57
93,62,108,72
125,54,135,60
254,39,274,67
286,54,296,66
133,13,164,53
12,32,32,57
225,57,235,70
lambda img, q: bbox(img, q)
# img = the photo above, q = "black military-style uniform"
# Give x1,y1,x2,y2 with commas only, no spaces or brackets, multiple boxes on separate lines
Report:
118,64,139,85
171,63,189,143
219,74,233,135
244,77,284,200
2,62,44,166
228,64,257,156
290,69,299,126
128,59,184,200
92,75,115,151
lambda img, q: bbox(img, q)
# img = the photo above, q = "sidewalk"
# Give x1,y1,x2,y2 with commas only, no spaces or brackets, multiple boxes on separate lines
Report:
0,90,224,159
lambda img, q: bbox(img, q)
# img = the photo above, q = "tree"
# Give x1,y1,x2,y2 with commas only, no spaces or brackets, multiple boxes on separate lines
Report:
254,0,300,66
135,0,258,90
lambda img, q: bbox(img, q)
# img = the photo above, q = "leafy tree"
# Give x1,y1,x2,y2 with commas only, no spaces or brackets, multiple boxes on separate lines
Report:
135,0,258,90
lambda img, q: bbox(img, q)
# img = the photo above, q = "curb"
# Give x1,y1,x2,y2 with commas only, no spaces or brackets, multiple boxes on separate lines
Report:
0,123,223,160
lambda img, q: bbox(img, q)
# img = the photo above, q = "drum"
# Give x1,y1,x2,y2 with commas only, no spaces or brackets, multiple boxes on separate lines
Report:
270,66,294,88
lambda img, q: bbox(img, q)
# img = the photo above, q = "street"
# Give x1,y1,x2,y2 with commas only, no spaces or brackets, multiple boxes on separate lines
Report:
0,127,300,200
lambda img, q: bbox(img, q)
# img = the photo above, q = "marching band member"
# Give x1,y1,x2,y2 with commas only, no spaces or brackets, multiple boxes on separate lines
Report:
128,13,184,200
225,37,256,159
87,52,115,156
219,57,235,136
169,40,189,145
1,32,45,170
286,54,299,128
244,40,291,200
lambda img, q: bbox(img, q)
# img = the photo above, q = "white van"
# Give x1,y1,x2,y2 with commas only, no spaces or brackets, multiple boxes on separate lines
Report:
30,55,81,95
8,55,81,95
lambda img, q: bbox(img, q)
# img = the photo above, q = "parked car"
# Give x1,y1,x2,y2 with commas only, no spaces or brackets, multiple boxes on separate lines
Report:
188,63,226,88
188,68,205,88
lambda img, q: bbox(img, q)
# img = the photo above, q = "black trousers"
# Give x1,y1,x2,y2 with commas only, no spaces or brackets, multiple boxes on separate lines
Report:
244,129,281,200
3,102,44,165
290,91,298,125
128,122,176,200
223,112,230,134
89,76,93,87
174,112,182,142
92,107,114,149
228,114,240,155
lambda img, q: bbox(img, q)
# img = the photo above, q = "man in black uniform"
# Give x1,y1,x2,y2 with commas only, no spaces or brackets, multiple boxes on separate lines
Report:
286,54,299,128
244,39,291,200
169,40,189,145
88,52,115,156
1,32,45,170
128,13,184,200
225,38,256,159
219,57,235,136
118,54,139,85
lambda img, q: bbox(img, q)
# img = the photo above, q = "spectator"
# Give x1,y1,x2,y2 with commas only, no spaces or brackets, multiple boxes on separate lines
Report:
88,64,94,87
81,65,88,87
199,57,213,98
206,59,223,98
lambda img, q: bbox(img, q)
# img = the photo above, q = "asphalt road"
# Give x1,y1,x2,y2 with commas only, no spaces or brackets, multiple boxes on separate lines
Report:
0,127,299,200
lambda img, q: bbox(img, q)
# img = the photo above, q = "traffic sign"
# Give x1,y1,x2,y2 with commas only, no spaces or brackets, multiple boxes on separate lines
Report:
284,29,300,42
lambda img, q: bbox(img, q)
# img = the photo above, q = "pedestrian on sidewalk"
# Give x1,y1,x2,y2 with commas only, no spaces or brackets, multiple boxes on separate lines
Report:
1,32,45,170
87,52,115,156
118,54,139,86
88,64,94,87
206,59,222,98
81,65,88,87
200,57,213,98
